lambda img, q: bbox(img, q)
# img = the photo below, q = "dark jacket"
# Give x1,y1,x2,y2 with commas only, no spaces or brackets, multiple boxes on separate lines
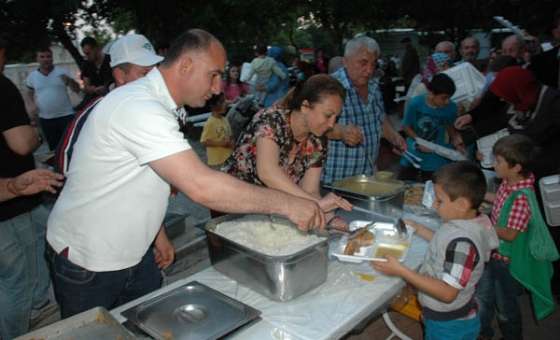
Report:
529,46,559,89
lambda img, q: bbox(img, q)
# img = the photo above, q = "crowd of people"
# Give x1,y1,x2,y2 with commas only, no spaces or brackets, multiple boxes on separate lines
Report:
1,8,560,339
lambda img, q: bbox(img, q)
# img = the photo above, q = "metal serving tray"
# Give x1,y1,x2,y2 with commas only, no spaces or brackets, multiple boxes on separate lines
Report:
205,214,329,302
332,220,414,263
121,281,260,340
16,306,134,340
327,175,405,218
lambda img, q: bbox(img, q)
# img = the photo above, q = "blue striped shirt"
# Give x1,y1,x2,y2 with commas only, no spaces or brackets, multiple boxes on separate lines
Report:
322,68,385,184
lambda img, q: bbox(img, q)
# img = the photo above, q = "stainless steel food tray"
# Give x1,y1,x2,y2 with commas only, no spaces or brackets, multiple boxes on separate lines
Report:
205,214,329,301
326,175,405,218
16,306,134,340
121,281,260,340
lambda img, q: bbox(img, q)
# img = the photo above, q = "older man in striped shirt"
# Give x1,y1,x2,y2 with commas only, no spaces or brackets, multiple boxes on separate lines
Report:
322,36,406,184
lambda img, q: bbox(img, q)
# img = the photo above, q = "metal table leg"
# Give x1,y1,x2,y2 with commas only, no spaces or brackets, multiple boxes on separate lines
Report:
383,311,413,340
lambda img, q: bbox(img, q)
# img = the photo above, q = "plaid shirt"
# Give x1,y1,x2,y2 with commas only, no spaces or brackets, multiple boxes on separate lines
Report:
490,174,534,261
321,68,385,184
442,239,479,289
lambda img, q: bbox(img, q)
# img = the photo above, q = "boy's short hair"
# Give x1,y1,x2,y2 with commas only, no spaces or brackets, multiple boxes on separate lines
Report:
255,44,268,55
433,161,487,209
207,92,226,111
493,134,537,176
426,73,456,96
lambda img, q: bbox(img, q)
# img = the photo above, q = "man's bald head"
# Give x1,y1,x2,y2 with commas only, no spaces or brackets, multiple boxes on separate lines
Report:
161,29,223,67
501,34,525,61
159,29,226,108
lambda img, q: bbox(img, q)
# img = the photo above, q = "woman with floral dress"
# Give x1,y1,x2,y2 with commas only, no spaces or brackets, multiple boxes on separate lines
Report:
222,74,352,225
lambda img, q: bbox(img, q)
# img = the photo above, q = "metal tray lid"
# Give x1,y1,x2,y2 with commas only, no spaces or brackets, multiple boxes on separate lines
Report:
121,281,260,340
328,175,405,199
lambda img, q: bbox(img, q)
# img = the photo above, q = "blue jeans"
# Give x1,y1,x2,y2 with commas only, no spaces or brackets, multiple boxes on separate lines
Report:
476,258,523,339
0,206,47,339
30,205,51,309
47,244,162,318
39,114,74,150
424,315,480,340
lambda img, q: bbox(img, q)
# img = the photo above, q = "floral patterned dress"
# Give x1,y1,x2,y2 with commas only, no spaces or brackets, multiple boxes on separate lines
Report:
222,107,327,186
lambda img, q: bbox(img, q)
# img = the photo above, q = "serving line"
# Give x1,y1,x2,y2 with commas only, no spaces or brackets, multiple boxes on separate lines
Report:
111,211,440,340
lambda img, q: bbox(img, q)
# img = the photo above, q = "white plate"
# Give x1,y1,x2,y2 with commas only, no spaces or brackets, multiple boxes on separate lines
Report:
332,221,414,263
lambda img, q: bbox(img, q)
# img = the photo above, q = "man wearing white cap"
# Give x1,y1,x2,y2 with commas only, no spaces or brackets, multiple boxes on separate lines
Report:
109,33,164,87
56,34,163,175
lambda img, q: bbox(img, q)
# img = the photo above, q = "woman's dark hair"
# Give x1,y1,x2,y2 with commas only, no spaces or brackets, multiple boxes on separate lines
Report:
225,63,241,85
427,73,456,96
285,74,345,110
493,134,538,176
433,161,487,209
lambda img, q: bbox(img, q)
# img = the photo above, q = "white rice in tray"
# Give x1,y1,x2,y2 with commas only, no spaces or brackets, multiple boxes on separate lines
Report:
215,215,325,256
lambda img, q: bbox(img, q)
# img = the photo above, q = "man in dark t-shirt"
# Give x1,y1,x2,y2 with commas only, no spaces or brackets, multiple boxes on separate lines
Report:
0,38,52,339
78,37,114,109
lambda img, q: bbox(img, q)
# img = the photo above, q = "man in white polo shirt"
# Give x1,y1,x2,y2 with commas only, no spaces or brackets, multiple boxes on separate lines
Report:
25,46,80,150
46,29,324,318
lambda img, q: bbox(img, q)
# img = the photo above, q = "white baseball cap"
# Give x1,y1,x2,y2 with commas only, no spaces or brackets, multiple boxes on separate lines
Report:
109,34,163,68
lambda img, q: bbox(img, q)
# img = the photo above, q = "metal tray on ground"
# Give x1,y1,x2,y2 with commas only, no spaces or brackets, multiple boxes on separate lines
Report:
121,281,261,340
205,214,329,302
332,220,414,263
16,306,134,340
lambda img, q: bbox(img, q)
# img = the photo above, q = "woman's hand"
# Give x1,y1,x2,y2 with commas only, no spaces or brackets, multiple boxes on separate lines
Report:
328,215,349,231
454,114,473,130
318,192,353,212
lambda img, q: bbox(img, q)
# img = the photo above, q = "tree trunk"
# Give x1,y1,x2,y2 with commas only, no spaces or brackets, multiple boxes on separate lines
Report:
52,19,84,72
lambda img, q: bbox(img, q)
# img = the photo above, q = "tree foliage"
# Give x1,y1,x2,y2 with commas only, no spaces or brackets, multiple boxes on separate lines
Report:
1,0,559,64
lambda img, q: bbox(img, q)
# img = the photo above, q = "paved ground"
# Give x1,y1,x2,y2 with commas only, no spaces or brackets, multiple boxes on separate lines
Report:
344,294,560,340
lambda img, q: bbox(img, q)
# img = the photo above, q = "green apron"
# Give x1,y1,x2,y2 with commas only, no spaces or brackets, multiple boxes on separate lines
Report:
497,188,559,320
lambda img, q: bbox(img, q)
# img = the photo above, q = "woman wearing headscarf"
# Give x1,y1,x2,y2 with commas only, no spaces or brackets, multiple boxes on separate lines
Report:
488,66,560,178
456,66,560,178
